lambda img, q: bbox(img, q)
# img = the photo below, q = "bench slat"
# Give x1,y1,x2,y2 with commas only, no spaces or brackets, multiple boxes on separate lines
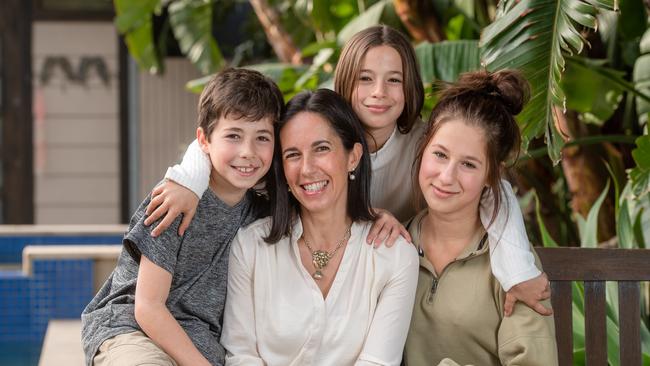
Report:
537,248,650,281
619,281,642,366
584,281,607,366
551,281,573,366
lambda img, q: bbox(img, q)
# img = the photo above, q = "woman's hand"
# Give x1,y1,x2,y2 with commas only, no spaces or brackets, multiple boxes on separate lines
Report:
366,208,412,248
144,180,199,237
504,272,553,317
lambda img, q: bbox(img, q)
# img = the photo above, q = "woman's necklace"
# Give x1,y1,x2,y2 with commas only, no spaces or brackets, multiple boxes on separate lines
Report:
302,226,351,280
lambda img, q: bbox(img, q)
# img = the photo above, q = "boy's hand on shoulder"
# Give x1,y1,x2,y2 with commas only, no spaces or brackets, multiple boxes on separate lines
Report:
504,272,552,317
145,180,199,237
366,208,412,248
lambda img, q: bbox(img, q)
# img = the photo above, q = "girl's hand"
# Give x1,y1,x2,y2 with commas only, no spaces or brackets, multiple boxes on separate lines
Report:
366,208,412,248
144,180,199,237
504,272,553,317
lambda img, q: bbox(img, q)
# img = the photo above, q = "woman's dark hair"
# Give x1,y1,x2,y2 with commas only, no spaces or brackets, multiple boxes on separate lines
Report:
412,69,530,226
334,25,424,134
265,89,376,243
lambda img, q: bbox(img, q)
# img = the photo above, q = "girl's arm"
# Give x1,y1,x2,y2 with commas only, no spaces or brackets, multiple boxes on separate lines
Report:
144,140,210,236
355,244,419,366
220,233,265,366
366,208,412,247
481,180,551,316
134,256,211,366
497,269,559,365
165,139,211,197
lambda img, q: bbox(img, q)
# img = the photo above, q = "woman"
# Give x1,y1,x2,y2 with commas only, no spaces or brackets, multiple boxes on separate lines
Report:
221,89,419,365
403,70,557,365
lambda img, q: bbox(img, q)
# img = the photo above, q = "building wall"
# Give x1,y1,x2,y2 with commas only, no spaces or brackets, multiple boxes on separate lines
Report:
137,59,200,200
32,22,119,224
32,22,201,222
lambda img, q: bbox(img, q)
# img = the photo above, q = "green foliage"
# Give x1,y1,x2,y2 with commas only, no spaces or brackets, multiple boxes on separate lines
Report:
630,134,650,199
114,0,223,75
577,180,610,248
562,58,626,126
337,0,387,45
635,27,650,128
168,0,224,75
415,40,480,85
480,0,617,164
114,0,162,74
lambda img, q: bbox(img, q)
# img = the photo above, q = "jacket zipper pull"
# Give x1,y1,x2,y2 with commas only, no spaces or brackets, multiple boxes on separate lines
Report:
427,278,438,303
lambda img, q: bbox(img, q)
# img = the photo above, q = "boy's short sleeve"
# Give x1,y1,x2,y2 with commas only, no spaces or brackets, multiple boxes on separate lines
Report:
122,196,184,276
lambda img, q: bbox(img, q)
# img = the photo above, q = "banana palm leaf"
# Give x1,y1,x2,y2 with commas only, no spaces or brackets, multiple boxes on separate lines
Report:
168,0,224,75
479,0,617,164
415,40,481,85
114,0,162,74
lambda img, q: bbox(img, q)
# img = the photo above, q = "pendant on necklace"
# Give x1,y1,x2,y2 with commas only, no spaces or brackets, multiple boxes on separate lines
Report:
312,250,330,269
311,250,330,280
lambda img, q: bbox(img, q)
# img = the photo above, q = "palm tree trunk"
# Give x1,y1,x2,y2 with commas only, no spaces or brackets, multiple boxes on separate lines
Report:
249,0,302,64
558,111,617,243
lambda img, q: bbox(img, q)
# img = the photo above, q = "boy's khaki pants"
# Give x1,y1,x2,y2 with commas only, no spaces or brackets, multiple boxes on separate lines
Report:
93,331,178,366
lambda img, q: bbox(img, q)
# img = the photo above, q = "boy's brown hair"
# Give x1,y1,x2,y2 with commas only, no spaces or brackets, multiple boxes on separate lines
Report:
198,68,284,139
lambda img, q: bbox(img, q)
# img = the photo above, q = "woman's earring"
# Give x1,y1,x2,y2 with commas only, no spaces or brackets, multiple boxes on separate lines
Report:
348,171,356,181
288,186,291,192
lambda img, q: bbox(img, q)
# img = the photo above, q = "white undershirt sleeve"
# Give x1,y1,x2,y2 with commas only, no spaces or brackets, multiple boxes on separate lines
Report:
481,179,541,291
164,139,211,198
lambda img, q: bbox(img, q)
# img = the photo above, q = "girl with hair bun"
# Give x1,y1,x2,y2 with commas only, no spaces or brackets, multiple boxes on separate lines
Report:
403,69,558,366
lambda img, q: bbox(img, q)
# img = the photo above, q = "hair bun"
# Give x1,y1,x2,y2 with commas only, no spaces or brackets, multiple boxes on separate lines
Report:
487,70,530,115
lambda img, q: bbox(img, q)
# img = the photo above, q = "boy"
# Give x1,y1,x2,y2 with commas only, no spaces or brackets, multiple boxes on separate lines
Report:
81,68,284,366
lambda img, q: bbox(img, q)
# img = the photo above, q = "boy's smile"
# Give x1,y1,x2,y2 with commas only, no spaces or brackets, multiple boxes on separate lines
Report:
198,115,275,206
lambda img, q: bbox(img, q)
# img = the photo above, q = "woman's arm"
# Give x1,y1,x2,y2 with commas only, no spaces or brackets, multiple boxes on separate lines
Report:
134,256,211,366
355,245,419,366
144,139,210,236
221,233,265,366
482,180,551,316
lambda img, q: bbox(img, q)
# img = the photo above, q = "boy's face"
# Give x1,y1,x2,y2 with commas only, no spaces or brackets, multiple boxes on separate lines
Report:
197,115,275,205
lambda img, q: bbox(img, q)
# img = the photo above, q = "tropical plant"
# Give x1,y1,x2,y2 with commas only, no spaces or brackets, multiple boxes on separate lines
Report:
534,136,650,365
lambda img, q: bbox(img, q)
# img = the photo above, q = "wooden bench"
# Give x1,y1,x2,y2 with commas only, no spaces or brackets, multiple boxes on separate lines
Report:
537,247,650,366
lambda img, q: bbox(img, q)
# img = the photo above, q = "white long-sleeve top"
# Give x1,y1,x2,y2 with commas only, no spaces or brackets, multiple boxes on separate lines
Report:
221,217,419,366
165,123,540,290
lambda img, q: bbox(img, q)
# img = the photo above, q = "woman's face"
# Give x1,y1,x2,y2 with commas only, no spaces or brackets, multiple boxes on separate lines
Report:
280,112,361,217
418,120,488,218
351,45,405,138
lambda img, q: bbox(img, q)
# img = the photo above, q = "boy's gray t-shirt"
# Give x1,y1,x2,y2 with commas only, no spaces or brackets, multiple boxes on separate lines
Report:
81,188,259,366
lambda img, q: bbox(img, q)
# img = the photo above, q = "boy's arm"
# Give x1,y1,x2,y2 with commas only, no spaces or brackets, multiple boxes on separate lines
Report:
145,139,210,236
481,179,551,316
134,256,211,366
